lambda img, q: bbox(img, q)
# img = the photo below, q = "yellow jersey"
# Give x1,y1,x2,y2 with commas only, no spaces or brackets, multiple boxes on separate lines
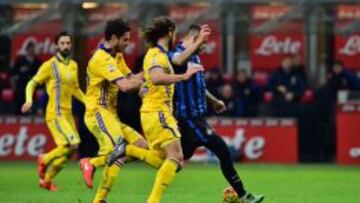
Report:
32,55,80,121
141,45,174,113
85,47,132,117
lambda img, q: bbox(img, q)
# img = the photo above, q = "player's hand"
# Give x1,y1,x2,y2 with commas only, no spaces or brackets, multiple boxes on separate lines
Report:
183,64,204,80
212,99,226,114
21,102,32,113
196,24,212,44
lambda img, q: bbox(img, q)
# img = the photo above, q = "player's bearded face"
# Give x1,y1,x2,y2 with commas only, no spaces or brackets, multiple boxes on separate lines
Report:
57,36,72,58
116,31,130,52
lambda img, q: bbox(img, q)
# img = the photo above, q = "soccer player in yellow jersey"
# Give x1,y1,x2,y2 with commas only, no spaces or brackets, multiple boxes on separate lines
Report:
140,17,202,203
80,19,163,203
21,31,85,191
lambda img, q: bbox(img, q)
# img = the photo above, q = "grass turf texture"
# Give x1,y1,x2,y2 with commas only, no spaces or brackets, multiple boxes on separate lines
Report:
0,162,359,203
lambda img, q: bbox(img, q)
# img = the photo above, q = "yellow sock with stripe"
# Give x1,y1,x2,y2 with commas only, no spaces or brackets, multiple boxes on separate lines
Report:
89,155,108,168
126,145,163,168
44,155,69,182
94,165,121,202
147,159,178,203
43,146,71,165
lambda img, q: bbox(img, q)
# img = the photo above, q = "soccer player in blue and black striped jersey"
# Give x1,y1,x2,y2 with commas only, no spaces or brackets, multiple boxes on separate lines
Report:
168,24,264,203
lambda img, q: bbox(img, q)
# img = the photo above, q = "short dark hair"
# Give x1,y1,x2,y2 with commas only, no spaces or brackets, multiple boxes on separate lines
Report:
144,16,176,47
105,18,130,41
55,31,71,44
186,24,201,36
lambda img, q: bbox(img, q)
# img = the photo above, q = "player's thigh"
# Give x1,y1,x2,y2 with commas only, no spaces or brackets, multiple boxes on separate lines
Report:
46,117,80,146
178,119,200,160
141,111,181,153
119,121,143,145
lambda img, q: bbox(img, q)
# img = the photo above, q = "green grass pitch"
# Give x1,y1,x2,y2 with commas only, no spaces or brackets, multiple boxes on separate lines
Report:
0,162,359,203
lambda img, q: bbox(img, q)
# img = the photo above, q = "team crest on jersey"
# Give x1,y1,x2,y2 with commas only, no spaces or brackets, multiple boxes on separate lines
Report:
151,58,157,66
108,64,116,72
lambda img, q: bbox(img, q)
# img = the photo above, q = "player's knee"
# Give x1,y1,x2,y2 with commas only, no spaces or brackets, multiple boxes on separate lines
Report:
133,139,149,149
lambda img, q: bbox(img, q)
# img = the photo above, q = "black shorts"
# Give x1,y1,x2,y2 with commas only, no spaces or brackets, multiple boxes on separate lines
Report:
178,117,217,160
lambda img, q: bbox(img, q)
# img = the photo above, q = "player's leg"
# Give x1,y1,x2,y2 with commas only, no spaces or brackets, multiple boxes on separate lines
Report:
148,140,183,203
195,119,263,202
43,116,80,187
38,119,74,179
91,110,126,202
141,111,183,203
108,122,163,168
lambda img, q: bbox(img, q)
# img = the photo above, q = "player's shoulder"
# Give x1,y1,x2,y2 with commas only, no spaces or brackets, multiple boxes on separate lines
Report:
146,47,168,64
40,57,56,69
69,59,78,68
91,49,113,64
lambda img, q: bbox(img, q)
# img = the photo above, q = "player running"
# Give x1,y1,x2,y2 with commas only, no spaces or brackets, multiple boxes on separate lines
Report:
168,24,264,203
108,16,202,203
80,19,163,203
21,31,85,191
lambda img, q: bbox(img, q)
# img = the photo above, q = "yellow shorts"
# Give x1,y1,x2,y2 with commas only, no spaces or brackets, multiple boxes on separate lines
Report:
85,108,142,156
46,114,80,147
141,111,181,152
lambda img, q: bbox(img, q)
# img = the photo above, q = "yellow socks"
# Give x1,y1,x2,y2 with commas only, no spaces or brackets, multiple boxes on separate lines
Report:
94,165,121,202
126,145,163,168
43,146,71,165
147,159,178,203
90,155,108,168
44,156,69,182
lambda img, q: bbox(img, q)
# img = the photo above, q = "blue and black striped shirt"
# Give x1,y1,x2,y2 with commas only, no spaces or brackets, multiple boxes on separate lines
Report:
169,43,207,119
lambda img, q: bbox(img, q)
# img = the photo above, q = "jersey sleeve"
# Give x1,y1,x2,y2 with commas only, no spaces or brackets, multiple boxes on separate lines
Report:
32,61,51,84
147,52,168,73
116,53,132,77
95,60,125,82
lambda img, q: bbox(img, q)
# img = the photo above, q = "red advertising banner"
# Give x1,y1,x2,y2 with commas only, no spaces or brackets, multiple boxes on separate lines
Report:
11,34,57,63
0,117,55,161
191,118,298,163
169,5,222,69
337,103,360,165
251,34,305,70
251,6,305,71
335,5,360,70
11,7,62,63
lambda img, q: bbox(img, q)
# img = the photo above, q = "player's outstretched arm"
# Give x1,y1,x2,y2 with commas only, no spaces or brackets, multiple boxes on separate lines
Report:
171,25,211,66
205,89,226,114
115,77,143,92
150,65,203,85
21,79,38,113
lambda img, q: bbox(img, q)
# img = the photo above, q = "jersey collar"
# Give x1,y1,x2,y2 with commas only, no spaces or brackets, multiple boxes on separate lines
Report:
55,53,70,65
99,43,114,56
155,44,168,54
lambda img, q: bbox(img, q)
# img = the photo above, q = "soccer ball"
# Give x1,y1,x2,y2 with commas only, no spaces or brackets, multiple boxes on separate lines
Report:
222,187,243,203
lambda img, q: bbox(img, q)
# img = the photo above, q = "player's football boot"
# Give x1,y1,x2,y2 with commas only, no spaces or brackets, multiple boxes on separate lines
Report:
39,179,57,192
37,154,47,179
241,193,264,203
107,137,127,166
93,200,107,203
80,158,95,189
